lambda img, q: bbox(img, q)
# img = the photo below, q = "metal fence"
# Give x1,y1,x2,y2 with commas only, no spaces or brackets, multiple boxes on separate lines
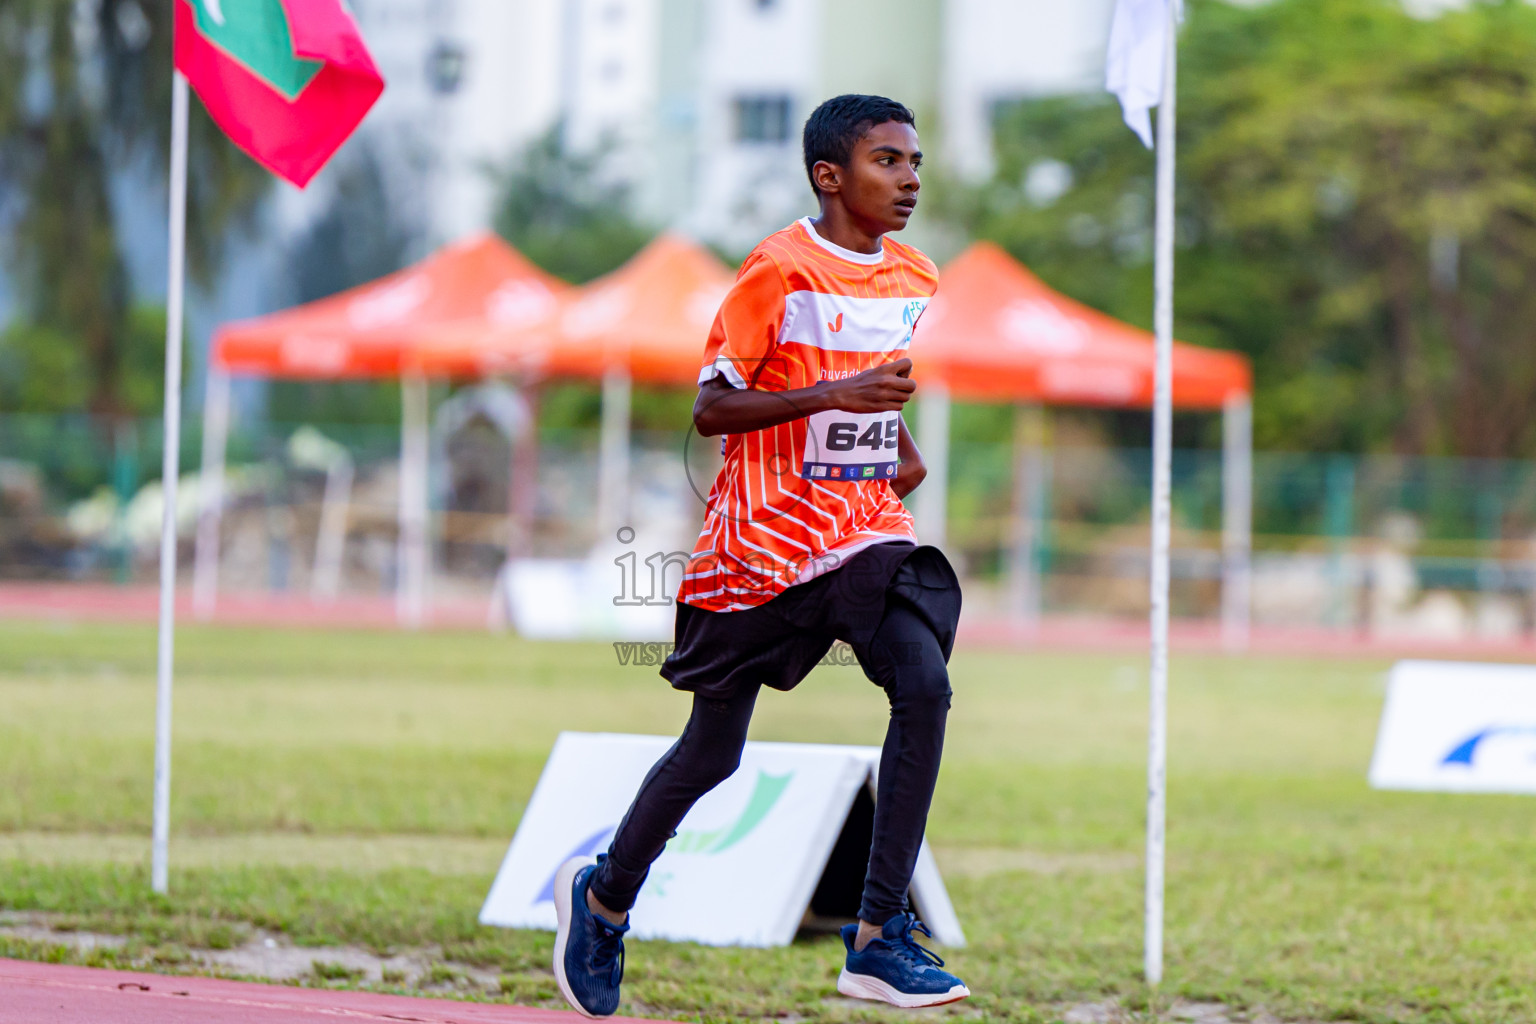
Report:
3,412,1533,640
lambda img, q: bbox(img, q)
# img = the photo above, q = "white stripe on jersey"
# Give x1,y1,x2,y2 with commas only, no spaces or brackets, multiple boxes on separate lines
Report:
780,292,930,354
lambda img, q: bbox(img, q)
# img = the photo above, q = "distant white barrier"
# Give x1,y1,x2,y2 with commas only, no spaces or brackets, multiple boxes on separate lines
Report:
1370,660,1536,794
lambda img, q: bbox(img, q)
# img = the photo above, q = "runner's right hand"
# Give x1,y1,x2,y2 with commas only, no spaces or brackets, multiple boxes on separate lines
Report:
822,358,916,413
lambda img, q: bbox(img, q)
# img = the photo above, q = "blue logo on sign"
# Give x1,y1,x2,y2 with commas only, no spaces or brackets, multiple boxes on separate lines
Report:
1441,726,1536,766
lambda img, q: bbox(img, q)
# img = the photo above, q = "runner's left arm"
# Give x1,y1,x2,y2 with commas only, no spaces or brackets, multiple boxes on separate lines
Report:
892,418,926,499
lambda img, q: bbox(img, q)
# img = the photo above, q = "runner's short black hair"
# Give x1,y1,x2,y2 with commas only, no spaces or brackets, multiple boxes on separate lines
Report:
802,94,916,196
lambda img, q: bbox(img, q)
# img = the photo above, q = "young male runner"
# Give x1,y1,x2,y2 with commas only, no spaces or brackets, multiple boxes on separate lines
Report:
553,94,967,1017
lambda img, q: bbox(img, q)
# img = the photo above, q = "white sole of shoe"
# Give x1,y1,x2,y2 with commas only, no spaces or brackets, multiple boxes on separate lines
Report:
552,855,604,1019
837,967,971,1008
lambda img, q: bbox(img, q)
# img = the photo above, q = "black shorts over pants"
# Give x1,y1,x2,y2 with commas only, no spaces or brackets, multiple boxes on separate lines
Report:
659,540,961,698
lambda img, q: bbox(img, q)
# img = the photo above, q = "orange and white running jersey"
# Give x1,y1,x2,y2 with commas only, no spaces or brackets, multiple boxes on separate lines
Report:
678,217,940,612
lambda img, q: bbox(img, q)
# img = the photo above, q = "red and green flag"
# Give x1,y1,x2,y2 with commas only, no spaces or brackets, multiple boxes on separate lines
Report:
173,0,384,188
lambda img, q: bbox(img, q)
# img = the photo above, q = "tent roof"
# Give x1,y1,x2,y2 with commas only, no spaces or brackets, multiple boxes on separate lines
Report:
409,233,733,383
212,233,567,379
912,242,1251,409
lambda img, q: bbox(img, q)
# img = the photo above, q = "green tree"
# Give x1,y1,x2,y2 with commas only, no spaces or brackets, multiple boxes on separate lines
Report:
491,126,652,285
491,126,675,434
267,145,419,426
942,0,1536,458
0,0,269,416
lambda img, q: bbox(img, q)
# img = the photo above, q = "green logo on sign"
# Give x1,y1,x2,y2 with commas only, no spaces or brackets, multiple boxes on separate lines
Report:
667,770,793,854
535,769,795,905
186,0,322,100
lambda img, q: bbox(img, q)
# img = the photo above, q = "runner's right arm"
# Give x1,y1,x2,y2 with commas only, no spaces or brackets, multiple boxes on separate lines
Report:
692,359,916,437
693,249,917,437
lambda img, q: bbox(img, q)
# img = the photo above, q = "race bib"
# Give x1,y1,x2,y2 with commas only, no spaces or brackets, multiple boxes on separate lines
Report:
801,409,900,481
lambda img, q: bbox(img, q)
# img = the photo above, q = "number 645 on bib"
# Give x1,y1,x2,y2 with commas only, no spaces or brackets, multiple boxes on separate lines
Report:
800,410,900,481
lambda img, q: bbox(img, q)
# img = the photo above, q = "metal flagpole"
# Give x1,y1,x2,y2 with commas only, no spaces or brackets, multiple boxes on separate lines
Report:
1145,0,1178,986
152,71,191,895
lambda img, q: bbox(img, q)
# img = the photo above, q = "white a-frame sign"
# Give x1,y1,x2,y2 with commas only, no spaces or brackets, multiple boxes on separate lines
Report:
480,732,965,948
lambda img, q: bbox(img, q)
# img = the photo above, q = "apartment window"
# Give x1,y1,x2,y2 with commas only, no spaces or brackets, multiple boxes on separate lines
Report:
734,96,792,143
427,40,466,95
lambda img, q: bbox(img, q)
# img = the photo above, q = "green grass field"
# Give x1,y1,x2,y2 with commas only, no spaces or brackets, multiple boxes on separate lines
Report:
1,620,1532,1022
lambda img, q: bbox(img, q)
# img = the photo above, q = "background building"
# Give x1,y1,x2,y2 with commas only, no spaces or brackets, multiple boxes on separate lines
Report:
343,0,1117,251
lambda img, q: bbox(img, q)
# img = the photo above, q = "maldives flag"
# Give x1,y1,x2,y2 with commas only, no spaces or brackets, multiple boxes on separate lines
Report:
173,0,384,188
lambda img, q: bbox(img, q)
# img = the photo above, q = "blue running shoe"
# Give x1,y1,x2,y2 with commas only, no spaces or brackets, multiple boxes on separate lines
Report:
552,855,628,1018
837,913,970,1008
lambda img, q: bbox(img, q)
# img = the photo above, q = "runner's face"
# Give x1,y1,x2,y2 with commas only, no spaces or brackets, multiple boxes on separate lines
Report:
840,121,922,234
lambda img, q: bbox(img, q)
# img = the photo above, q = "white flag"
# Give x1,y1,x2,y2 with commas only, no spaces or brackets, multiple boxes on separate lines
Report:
1105,0,1180,148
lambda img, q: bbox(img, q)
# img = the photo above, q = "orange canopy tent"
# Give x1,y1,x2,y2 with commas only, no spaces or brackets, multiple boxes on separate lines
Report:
911,242,1250,408
906,242,1253,637
212,232,565,379
406,234,735,534
195,234,567,626
535,232,734,384
407,232,732,383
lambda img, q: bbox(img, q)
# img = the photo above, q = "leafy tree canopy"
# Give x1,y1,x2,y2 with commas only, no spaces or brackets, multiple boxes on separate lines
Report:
942,0,1536,458
491,127,684,432
0,0,270,417
492,126,652,286
266,145,420,427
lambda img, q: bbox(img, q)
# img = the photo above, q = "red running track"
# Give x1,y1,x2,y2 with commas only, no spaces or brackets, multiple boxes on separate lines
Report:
0,958,668,1024
7,581,1536,660
0,583,491,631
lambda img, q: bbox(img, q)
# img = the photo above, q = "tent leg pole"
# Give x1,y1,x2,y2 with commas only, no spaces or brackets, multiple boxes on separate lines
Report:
509,383,539,560
915,382,951,548
598,368,631,540
193,368,230,620
397,375,429,628
1008,404,1045,630
312,456,353,603
1222,394,1252,651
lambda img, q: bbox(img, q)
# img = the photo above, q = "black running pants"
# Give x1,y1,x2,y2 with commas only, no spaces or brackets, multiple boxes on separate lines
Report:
589,598,951,926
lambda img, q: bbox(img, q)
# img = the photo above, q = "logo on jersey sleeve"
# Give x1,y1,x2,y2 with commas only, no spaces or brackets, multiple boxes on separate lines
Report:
901,299,929,344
